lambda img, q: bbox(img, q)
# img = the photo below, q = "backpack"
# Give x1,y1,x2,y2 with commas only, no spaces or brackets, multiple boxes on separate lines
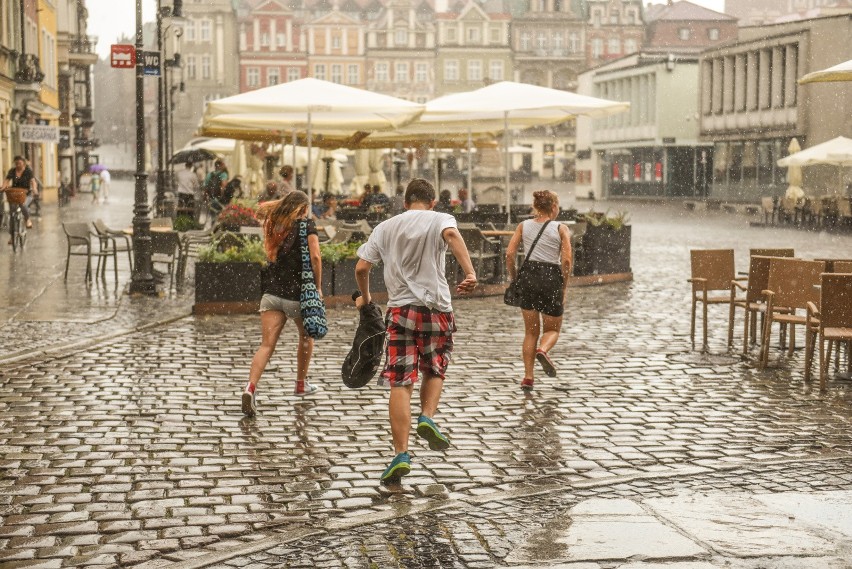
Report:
203,173,222,198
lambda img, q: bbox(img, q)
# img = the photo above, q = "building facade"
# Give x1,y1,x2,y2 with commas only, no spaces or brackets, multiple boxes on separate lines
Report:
365,0,436,103
584,0,644,68
173,0,240,150
725,0,852,26
576,52,710,199
644,0,738,55
239,0,306,92
699,14,852,200
434,1,512,96
303,7,366,89
0,0,21,173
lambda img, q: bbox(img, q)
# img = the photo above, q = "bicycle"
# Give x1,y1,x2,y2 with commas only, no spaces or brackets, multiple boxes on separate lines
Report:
2,188,27,252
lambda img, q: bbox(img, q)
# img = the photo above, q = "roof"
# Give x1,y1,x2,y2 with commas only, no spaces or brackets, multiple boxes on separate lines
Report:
644,0,737,22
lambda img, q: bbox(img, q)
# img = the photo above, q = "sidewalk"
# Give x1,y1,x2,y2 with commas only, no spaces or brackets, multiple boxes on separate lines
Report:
0,195,851,568
0,179,193,364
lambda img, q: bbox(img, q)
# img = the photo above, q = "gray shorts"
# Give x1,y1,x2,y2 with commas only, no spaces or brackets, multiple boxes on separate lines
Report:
259,294,301,320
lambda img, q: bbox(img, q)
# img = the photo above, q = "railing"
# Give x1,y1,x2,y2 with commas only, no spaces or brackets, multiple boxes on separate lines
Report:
14,53,44,84
70,35,98,55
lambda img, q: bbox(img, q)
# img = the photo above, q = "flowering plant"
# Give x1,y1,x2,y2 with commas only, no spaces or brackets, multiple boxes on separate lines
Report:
216,203,260,228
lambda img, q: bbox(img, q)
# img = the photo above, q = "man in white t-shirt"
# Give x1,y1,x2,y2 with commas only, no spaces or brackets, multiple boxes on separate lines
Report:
355,178,477,484
99,168,111,203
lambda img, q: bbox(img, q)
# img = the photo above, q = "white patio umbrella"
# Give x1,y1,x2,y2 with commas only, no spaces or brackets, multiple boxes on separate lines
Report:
372,82,629,221
799,59,852,84
777,136,852,195
201,78,424,213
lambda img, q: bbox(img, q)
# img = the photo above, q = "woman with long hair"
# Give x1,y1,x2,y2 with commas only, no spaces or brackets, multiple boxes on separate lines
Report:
243,191,322,416
505,190,572,391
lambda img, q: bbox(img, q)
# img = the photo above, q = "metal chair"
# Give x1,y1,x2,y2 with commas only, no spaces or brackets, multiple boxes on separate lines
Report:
176,229,212,289
459,227,502,283
93,219,133,272
62,222,117,281
688,249,740,351
758,258,826,369
150,231,181,290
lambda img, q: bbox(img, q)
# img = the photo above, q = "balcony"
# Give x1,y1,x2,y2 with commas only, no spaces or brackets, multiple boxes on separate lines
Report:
14,53,45,85
69,36,98,66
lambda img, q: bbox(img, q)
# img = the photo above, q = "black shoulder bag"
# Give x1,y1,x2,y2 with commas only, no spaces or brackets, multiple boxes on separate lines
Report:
503,220,551,307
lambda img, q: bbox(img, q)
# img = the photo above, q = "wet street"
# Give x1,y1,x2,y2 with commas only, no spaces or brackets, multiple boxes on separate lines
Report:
1,180,852,568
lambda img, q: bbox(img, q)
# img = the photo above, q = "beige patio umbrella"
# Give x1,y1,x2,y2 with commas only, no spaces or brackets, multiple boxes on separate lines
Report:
798,59,852,84
778,136,852,196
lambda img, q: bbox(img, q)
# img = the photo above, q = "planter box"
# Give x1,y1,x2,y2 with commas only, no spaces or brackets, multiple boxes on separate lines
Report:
330,259,386,297
573,225,632,277
194,261,263,314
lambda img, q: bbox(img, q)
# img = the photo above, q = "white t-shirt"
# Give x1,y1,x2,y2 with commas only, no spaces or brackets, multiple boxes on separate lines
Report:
357,210,457,312
99,170,111,184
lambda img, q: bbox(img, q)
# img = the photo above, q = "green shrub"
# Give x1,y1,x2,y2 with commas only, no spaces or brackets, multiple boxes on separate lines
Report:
320,241,363,263
198,232,267,264
174,215,204,232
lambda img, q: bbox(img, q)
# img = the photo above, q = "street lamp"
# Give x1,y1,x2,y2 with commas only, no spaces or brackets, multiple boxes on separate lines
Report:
155,1,184,215
130,0,155,294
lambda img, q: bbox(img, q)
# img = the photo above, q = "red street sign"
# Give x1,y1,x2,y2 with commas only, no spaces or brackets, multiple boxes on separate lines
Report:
110,44,136,69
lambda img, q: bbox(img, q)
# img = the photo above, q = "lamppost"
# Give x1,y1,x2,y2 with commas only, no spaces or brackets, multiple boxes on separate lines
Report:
130,0,155,294
155,0,183,215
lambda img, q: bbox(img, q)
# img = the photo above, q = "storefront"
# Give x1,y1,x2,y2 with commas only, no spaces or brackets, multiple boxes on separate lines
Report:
710,138,790,201
603,145,713,199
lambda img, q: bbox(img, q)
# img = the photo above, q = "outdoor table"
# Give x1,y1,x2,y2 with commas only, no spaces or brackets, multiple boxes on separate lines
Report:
122,226,177,235
481,230,515,237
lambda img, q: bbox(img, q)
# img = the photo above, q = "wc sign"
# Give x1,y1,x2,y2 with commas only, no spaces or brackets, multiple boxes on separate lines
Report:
110,44,135,68
142,51,161,76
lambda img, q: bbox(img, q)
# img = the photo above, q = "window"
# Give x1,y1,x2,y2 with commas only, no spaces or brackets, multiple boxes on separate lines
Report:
186,55,196,79
489,60,503,81
347,64,359,84
490,27,500,43
277,33,286,46
520,32,530,51
468,60,482,81
553,33,564,51
708,28,720,41
200,20,211,41
446,27,456,42
261,33,269,46
624,38,637,54
332,35,341,49
592,8,602,27
314,64,326,80
185,21,196,41
287,67,301,82
568,32,579,53
678,28,691,40
395,29,407,46
267,67,280,86
395,62,409,81
536,32,547,50
201,55,211,79
375,62,388,82
247,66,259,87
591,38,603,58
331,64,343,83
607,38,620,55
467,27,479,43
444,60,458,81
415,62,428,82
610,9,619,25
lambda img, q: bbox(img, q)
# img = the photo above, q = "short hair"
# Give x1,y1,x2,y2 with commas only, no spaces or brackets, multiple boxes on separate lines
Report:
372,184,381,193
439,189,452,202
279,165,293,178
405,178,435,205
214,159,225,168
265,181,278,191
13,155,24,162
185,161,193,168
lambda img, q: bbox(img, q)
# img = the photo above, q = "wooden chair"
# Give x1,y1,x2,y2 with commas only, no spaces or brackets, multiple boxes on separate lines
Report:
731,252,796,353
778,197,799,225
758,258,826,369
760,197,776,226
833,261,852,273
805,273,852,390
62,222,117,282
689,249,740,351
749,248,794,258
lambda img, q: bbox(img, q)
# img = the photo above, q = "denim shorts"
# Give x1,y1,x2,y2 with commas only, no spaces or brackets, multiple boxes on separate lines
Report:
259,294,301,320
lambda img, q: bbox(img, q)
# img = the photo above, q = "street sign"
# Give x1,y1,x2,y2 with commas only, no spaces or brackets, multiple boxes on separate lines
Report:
110,44,135,68
142,51,161,76
19,124,60,144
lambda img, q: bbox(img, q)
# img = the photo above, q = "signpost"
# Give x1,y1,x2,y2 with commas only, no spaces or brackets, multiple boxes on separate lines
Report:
110,44,135,69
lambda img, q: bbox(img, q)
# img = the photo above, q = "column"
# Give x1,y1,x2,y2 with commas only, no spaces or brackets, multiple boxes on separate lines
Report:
253,19,260,51
270,19,277,51
286,20,293,51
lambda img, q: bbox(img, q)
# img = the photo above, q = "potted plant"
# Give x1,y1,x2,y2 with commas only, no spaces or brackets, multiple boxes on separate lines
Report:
573,210,632,276
320,241,385,296
194,232,266,313
214,200,261,233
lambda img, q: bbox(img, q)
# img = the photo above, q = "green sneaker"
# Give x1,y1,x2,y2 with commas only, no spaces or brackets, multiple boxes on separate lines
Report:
416,415,450,451
380,452,411,483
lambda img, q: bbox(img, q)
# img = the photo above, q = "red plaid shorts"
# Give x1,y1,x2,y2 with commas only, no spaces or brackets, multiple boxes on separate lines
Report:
380,305,456,387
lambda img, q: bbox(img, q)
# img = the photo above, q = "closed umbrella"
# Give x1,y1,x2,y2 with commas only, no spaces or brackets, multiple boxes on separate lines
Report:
785,138,803,200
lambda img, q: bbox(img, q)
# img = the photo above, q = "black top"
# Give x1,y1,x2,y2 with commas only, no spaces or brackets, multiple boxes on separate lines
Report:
5,167,34,193
261,219,318,301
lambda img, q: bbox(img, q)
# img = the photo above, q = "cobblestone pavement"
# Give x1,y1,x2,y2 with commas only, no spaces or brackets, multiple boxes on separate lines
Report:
1,201,852,567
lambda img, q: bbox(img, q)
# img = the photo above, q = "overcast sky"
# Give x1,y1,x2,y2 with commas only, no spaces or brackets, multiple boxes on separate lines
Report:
87,0,728,59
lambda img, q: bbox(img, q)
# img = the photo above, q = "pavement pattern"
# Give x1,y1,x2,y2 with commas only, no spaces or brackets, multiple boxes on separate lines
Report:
1,182,852,568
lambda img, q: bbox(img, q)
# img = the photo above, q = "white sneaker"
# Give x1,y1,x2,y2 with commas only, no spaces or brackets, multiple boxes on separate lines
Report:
294,381,319,396
242,383,257,416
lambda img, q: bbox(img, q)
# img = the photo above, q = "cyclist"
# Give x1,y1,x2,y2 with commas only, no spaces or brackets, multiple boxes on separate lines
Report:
1,156,38,244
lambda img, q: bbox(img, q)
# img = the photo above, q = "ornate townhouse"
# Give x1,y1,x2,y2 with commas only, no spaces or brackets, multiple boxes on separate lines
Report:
0,0,20,172
725,0,852,26
434,1,512,96
643,0,737,55
584,0,644,68
172,0,240,150
239,0,306,92
302,3,367,89
365,0,436,103
699,13,852,201
56,0,98,190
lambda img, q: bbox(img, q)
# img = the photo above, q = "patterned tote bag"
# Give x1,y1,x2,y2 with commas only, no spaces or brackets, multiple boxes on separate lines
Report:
299,220,328,339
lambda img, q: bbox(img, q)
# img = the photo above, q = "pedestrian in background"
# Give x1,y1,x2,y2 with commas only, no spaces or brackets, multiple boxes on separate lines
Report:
176,162,200,216
433,189,453,213
458,187,476,213
243,191,323,416
1,155,38,235
355,178,477,484
279,165,295,194
258,181,282,203
389,184,405,215
90,171,101,204
99,168,111,204
504,190,572,391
